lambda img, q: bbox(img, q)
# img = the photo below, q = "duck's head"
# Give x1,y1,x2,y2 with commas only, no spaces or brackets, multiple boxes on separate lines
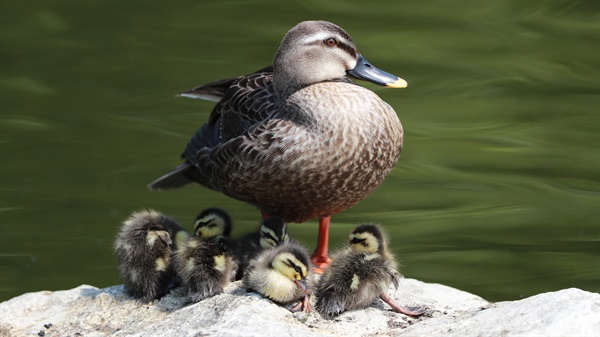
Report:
273,20,406,96
349,223,387,255
270,246,311,292
193,207,232,239
259,216,289,249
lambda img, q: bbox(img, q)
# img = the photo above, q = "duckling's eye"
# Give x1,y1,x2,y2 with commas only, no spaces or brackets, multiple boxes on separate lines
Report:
262,232,276,242
294,265,302,273
350,237,366,244
324,38,337,47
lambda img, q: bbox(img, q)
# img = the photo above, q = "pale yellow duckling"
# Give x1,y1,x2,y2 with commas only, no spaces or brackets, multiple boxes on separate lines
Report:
243,243,312,312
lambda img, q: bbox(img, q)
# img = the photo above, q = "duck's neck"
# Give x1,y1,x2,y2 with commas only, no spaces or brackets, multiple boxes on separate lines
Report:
272,69,307,105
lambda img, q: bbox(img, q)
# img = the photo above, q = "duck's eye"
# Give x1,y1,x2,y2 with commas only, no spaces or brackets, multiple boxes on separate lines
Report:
294,265,302,273
324,38,337,46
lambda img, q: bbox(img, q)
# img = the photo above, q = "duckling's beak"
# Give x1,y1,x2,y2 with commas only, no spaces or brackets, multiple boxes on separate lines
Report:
294,279,308,293
347,54,407,88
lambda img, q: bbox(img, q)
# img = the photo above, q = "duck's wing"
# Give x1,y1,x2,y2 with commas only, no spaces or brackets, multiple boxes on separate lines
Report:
148,68,277,191
182,117,295,192
181,66,276,149
179,66,273,103
178,77,240,102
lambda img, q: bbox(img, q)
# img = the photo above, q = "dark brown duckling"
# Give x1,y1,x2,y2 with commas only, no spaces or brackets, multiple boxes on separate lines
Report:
315,223,426,317
174,208,238,302
234,216,289,279
115,209,189,302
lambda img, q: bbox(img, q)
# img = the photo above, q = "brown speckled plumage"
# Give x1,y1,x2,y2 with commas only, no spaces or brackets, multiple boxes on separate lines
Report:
149,21,404,224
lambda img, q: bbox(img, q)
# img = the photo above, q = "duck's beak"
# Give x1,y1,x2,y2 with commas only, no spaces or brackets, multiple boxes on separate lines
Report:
347,54,407,88
294,279,308,293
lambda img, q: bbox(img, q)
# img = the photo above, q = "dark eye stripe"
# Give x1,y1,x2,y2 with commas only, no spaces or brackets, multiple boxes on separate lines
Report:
287,260,304,276
262,232,277,242
336,41,357,59
309,39,357,59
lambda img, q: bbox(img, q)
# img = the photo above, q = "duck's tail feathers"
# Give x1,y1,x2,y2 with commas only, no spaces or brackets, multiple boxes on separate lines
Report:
147,163,194,191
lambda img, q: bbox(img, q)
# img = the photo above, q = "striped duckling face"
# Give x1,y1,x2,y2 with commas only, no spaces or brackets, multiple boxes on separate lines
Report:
193,208,232,239
270,249,310,292
273,20,407,93
259,217,289,249
349,223,386,255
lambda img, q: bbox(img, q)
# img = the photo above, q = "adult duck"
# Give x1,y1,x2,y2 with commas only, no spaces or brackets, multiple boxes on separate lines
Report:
149,20,406,271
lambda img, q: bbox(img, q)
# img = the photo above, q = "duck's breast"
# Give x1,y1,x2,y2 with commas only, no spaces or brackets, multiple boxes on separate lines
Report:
209,82,403,222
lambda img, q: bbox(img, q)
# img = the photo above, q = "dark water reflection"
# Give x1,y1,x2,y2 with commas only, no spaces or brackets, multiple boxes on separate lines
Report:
1,1,598,302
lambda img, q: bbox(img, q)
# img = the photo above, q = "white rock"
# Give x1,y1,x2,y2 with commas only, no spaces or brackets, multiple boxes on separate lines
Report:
398,287,600,337
0,279,597,337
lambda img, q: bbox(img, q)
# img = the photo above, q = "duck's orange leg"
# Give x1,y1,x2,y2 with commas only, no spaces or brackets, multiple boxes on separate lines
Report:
311,217,332,274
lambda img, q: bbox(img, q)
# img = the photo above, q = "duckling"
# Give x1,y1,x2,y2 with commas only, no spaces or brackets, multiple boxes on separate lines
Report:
174,207,238,302
115,209,189,302
192,207,232,239
234,216,289,279
243,243,312,312
315,223,426,317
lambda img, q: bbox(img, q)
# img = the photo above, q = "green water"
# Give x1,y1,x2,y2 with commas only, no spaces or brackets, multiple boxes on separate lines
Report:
1,1,598,303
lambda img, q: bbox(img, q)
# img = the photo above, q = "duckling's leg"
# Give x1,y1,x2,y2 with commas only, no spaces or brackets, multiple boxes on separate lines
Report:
311,217,332,274
380,293,427,317
290,294,312,313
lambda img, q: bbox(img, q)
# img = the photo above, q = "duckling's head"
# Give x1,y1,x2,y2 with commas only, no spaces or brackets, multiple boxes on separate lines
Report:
273,20,406,96
119,209,176,245
193,208,232,239
349,223,387,255
270,246,310,291
259,216,289,249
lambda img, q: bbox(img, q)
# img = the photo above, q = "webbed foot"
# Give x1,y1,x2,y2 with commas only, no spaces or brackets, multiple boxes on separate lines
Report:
380,293,427,317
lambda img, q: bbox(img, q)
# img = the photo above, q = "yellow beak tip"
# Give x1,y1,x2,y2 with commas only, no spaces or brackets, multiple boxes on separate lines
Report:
386,78,408,88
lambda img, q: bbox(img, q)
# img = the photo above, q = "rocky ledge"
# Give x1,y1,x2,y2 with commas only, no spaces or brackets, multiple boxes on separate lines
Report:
0,279,598,337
